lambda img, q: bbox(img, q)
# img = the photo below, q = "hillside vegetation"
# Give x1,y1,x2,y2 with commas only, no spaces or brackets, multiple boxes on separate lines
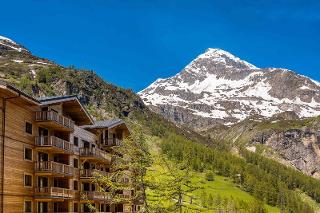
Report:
146,136,279,212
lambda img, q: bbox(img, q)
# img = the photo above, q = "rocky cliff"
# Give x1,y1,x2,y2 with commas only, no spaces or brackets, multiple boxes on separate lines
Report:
253,128,320,178
205,113,320,178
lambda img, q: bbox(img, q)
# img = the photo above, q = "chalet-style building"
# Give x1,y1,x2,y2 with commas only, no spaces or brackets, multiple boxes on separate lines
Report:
0,82,136,213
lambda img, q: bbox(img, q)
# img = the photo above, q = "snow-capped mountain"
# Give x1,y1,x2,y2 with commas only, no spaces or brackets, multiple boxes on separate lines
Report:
0,35,29,53
139,48,320,130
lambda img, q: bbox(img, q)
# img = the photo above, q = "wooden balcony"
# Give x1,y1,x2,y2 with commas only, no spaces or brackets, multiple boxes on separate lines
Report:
79,148,112,163
81,191,111,201
103,138,121,147
35,161,74,177
80,169,110,179
35,111,74,131
35,136,74,154
118,194,132,199
34,187,74,200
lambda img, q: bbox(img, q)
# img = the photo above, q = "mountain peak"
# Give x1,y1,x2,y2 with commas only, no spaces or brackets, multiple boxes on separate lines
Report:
0,35,14,42
140,48,320,130
192,48,258,70
0,35,29,53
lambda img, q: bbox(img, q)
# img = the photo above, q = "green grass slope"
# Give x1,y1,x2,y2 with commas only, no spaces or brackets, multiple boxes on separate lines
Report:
146,136,279,212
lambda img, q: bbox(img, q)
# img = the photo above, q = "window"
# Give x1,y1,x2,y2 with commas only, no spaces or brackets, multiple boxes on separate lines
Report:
24,174,32,187
24,200,32,213
74,180,78,190
24,148,32,161
83,182,90,191
74,203,78,212
38,202,48,212
73,158,79,168
74,137,79,147
25,122,32,134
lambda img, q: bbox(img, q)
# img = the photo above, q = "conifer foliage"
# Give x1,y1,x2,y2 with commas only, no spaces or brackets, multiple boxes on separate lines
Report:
89,124,153,212
161,133,317,213
147,157,200,212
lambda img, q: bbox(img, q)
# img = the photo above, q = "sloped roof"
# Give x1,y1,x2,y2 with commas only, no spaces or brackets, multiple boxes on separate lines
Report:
38,95,78,105
39,95,94,125
0,81,93,125
0,80,39,105
81,119,125,129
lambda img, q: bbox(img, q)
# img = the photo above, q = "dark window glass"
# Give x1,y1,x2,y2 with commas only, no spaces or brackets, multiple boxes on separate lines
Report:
74,203,78,212
83,182,90,191
74,137,79,146
74,158,79,168
74,180,78,190
24,148,32,161
25,122,32,134
24,174,32,187
24,201,32,213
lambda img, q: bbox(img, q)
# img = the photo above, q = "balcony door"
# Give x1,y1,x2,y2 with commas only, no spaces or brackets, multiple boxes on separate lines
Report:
101,204,111,212
113,133,116,142
83,182,90,191
38,202,48,213
105,130,109,143
83,141,90,148
83,162,90,170
38,177,48,188
38,127,48,137
38,152,48,162
115,204,123,212
100,132,104,144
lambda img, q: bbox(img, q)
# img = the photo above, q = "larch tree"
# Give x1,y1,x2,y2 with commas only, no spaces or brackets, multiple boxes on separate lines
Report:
87,123,153,212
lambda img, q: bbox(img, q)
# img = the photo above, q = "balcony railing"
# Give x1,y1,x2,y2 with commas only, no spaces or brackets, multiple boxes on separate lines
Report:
35,161,74,176
118,194,132,199
81,191,111,201
35,136,74,153
80,169,110,178
35,111,74,130
103,138,121,147
35,187,74,199
79,148,111,162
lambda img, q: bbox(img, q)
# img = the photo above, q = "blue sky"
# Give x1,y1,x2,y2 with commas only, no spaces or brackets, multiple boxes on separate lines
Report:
1,0,320,91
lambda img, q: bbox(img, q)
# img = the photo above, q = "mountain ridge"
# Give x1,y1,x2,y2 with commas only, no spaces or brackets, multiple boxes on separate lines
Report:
139,48,320,130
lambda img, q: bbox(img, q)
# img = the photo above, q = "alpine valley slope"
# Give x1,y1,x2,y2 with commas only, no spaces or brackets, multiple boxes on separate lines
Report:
139,48,320,131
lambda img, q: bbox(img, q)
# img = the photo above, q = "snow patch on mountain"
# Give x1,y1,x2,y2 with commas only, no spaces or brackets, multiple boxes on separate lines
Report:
0,36,14,42
0,35,28,52
197,48,257,69
139,48,320,129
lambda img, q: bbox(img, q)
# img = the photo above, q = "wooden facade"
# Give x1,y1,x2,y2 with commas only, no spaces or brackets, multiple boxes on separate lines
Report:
0,83,137,213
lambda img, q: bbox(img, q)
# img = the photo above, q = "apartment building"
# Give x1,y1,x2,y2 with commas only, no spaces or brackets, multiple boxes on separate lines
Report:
0,82,136,213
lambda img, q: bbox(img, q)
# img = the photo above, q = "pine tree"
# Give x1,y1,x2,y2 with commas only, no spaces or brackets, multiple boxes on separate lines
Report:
89,123,153,212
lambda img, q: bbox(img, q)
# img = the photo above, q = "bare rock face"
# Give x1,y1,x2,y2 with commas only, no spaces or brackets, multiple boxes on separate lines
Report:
252,129,320,177
139,48,320,130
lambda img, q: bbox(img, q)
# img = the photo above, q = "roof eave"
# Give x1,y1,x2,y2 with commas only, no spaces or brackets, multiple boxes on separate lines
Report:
0,82,39,105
